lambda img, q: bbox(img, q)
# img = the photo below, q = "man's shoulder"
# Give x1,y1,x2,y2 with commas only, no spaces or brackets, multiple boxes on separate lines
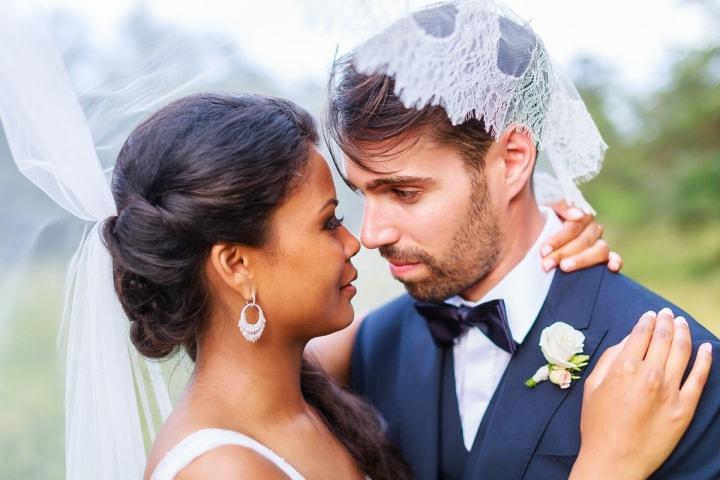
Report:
587,266,717,341
591,269,720,478
353,293,420,371
361,293,416,335
350,294,416,399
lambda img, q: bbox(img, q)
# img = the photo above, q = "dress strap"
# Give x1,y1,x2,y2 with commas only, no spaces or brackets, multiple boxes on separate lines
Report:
150,428,305,480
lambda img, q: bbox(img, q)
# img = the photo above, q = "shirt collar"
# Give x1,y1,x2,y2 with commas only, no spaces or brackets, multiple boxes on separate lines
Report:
445,206,562,344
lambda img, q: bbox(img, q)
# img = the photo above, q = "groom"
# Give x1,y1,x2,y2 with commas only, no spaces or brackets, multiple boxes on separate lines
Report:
325,3,720,480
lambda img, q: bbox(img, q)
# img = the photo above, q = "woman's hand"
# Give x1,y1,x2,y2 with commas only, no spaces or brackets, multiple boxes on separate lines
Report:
544,201,623,273
569,309,713,480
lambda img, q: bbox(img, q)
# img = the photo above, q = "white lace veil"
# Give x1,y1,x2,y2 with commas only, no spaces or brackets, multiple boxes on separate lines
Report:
0,2,174,478
340,0,606,213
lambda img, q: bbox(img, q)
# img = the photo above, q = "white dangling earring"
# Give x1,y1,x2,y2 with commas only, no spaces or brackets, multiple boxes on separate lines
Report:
238,293,266,343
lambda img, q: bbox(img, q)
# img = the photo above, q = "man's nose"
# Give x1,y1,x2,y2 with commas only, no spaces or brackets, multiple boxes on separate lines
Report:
360,201,400,249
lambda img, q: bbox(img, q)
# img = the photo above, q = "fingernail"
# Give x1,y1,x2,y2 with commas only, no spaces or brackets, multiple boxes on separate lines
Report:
642,310,657,321
541,244,553,257
566,207,584,220
542,258,556,271
659,307,674,317
674,316,688,328
609,261,619,271
560,259,576,271
700,342,713,355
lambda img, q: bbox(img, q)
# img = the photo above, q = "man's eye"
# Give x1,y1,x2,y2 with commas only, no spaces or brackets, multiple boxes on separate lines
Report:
325,215,345,231
393,189,419,201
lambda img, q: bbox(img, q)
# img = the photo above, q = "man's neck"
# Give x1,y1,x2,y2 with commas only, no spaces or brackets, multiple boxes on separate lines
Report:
460,199,546,302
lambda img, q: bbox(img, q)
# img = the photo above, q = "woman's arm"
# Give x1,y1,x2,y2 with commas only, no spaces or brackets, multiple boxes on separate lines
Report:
305,315,365,386
569,309,713,480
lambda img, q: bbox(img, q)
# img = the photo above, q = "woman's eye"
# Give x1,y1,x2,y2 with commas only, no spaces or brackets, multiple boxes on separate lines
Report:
325,215,345,231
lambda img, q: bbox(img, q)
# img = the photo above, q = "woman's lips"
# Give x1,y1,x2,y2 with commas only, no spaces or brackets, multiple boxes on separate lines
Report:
340,270,358,296
340,284,357,297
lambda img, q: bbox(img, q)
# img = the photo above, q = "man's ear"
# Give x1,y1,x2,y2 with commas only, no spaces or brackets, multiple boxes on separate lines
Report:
498,126,537,201
208,243,256,301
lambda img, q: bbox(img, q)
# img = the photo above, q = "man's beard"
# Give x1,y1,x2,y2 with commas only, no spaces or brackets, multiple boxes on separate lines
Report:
380,180,501,302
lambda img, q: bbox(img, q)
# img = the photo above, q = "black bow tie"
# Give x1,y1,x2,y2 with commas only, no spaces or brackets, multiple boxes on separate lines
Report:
414,298,518,354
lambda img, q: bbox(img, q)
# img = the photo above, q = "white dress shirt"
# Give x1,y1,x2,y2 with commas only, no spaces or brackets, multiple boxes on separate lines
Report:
445,206,562,450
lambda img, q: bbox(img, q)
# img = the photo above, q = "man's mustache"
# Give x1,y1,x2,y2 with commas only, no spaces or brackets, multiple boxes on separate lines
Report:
379,245,435,265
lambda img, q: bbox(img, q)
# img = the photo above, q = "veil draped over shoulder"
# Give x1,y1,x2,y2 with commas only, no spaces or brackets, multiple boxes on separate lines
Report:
0,2,177,478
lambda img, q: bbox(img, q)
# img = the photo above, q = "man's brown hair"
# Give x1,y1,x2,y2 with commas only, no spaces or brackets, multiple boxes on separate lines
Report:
325,56,496,182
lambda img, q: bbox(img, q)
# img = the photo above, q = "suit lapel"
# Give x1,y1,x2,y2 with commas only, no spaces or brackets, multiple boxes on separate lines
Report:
395,306,443,480
462,267,609,480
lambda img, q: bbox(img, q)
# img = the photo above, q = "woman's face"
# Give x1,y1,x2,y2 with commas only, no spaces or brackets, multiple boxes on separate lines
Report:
252,145,360,341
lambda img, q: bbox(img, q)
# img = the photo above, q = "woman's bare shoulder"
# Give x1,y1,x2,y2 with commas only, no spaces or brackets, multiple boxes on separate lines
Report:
144,408,194,474
174,444,290,480
143,405,228,479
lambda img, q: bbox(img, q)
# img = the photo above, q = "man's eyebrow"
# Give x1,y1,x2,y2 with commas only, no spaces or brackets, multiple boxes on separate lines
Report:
318,198,339,214
365,175,433,191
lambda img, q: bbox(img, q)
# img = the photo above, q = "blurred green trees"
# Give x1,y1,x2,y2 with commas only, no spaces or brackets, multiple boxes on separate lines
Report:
579,45,719,227
573,4,719,326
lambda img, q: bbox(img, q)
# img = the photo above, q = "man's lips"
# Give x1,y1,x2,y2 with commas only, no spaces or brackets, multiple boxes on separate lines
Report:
387,259,422,277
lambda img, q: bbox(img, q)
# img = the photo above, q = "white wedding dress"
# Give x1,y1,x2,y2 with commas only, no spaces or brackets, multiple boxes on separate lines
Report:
151,428,305,479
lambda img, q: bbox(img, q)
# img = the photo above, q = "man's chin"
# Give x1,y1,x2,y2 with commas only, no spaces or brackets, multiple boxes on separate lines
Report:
400,278,447,303
400,272,486,303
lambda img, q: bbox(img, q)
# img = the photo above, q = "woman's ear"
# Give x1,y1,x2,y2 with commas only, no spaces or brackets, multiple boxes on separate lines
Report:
498,126,537,201
208,243,256,301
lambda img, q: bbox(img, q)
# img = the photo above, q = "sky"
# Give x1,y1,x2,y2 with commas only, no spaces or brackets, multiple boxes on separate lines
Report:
41,0,711,93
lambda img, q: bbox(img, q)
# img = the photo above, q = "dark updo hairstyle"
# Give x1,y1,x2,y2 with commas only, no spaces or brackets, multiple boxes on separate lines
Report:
102,93,411,479
103,93,316,361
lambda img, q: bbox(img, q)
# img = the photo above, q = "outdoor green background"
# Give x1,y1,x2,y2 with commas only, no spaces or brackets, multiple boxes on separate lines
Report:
0,4,718,478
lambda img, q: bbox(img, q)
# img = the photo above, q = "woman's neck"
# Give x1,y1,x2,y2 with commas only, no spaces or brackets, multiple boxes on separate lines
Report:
187,324,308,423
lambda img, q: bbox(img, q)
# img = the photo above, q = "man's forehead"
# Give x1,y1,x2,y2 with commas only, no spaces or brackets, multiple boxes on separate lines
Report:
342,154,451,194
345,136,461,170
342,154,416,188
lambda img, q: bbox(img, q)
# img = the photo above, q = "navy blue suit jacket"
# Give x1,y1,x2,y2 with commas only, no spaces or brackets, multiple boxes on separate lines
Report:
350,266,720,479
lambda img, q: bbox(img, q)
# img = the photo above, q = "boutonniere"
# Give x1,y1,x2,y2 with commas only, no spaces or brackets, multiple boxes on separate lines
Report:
525,321,589,389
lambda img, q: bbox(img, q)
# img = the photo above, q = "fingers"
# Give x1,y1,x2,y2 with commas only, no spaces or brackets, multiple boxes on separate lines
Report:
542,222,605,271
608,251,623,272
557,239,610,273
541,209,594,264
549,200,585,222
585,337,627,390
679,342,713,414
621,311,658,367
665,316,692,388
644,308,676,369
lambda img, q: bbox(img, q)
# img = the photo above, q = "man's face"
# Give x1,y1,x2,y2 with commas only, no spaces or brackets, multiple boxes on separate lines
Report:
345,130,503,302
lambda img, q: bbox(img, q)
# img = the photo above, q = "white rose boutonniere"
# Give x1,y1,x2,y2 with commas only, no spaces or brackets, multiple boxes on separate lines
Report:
525,322,590,389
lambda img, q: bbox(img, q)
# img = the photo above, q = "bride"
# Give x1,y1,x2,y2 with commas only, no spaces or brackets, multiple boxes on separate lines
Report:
99,92,710,479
